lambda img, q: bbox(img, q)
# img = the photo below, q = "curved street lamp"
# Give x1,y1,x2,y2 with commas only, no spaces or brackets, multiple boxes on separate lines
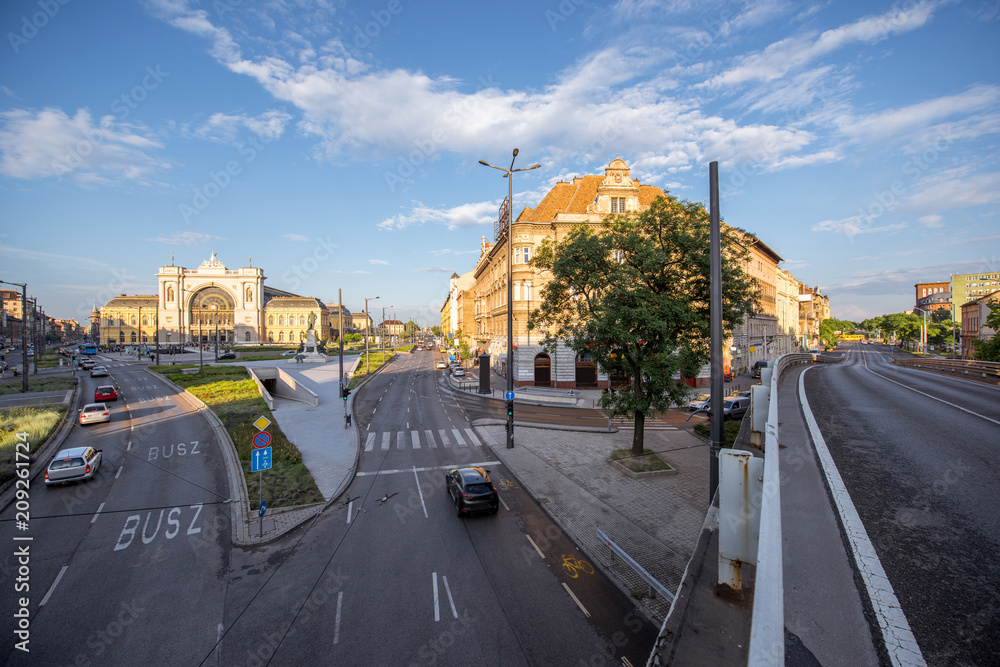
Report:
479,148,541,449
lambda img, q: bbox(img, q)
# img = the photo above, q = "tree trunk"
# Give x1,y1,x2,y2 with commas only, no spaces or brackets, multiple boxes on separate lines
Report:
632,409,645,456
631,371,645,456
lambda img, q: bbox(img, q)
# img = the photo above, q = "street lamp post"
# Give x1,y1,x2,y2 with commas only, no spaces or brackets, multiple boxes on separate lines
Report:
364,296,379,374
913,307,928,354
212,305,219,361
381,305,394,361
479,148,541,449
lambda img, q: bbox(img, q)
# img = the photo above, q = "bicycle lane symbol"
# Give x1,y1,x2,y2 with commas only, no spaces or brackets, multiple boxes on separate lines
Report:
561,554,594,579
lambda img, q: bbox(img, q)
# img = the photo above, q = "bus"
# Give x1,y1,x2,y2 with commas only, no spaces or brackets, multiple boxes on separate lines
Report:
79,343,97,355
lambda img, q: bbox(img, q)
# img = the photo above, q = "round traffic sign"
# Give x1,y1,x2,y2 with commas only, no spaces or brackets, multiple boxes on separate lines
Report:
253,431,272,449
505,391,515,401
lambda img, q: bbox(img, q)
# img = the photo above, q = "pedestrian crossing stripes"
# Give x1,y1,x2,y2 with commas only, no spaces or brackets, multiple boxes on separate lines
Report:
362,428,485,452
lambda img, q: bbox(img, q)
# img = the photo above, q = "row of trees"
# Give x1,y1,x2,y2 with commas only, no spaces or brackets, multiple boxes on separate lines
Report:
858,312,960,349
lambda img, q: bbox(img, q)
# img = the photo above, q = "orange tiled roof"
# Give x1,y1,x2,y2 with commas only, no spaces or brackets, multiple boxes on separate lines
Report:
517,175,665,223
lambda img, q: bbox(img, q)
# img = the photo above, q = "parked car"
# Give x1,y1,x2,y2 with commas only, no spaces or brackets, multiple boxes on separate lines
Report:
94,385,117,402
90,365,109,377
751,360,768,378
709,396,751,421
217,352,236,360
445,467,499,516
453,368,465,377
687,393,712,411
45,446,102,486
79,403,110,425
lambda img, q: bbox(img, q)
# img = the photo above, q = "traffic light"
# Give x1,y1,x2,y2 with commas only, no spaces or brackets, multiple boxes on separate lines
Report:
342,384,351,400
506,400,513,419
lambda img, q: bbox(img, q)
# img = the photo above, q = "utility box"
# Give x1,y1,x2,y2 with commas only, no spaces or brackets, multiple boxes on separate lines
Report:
750,383,770,449
478,354,491,394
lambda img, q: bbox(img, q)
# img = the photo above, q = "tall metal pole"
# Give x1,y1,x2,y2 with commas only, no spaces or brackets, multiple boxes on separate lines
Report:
709,161,723,503
20,285,27,391
155,310,160,366
339,289,345,418
479,149,540,450
364,296,379,375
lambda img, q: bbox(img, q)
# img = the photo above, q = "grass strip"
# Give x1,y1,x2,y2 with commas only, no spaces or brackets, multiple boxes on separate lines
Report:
0,406,66,483
153,364,323,509
610,448,673,473
692,419,742,447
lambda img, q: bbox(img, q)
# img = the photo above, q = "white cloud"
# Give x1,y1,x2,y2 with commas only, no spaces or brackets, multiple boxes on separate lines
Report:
811,216,906,239
904,169,1000,212
0,108,167,182
369,259,389,265
701,1,938,88
190,110,292,143
415,267,458,273
148,231,223,245
282,233,309,242
918,214,943,228
378,201,498,231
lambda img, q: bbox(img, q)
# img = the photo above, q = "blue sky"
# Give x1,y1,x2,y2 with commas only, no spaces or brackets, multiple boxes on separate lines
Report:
1,0,998,327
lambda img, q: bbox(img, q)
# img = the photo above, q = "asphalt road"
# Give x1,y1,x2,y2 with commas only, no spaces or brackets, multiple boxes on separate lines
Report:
1,356,232,665
805,342,1000,665
208,349,656,666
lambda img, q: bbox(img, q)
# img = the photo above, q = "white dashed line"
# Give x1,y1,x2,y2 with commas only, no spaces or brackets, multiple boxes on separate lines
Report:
39,565,68,606
91,502,105,524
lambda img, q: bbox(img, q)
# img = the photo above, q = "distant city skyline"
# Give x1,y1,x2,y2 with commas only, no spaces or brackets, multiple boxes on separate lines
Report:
1,0,998,325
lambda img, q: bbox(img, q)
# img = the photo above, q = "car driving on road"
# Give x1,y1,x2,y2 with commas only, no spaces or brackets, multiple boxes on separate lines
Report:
90,365,109,377
445,467,499,516
79,402,110,425
45,446,102,486
94,385,117,402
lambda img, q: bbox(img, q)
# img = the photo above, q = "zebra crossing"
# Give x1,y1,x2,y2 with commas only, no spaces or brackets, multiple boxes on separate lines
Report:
363,427,487,452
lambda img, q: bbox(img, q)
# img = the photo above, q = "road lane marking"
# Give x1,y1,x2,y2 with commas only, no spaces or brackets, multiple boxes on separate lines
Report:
381,432,390,451
347,499,353,524
91,502,105,524
526,534,545,559
799,369,925,667
561,583,591,618
432,572,440,622
464,428,482,446
411,430,421,449
425,429,436,448
40,565,68,606
115,465,123,479
127,440,132,451
413,466,428,518
439,429,451,447
333,591,344,644
862,358,1000,427
356,461,497,477
397,431,405,450
442,575,458,619
364,433,375,452
452,429,467,447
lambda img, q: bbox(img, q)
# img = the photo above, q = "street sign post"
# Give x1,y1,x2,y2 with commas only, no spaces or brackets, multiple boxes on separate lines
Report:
505,390,515,401
253,431,271,449
251,447,272,472
259,500,267,517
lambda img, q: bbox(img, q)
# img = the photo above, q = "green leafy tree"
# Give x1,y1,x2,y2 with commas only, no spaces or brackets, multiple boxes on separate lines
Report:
972,304,1000,361
529,196,756,456
931,307,950,323
820,318,856,348
431,325,442,337
404,320,419,338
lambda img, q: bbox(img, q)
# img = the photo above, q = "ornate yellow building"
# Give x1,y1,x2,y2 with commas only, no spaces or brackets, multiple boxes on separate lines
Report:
93,254,331,347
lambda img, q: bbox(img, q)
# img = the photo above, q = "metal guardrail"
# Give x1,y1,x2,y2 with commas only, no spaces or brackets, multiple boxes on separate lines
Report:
892,357,1000,381
595,527,675,602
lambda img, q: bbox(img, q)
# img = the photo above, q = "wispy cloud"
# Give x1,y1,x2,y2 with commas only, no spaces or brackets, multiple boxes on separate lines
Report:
369,259,389,265
0,108,167,183
379,201,498,231
415,267,458,273
148,231,223,245
188,110,291,144
282,233,309,242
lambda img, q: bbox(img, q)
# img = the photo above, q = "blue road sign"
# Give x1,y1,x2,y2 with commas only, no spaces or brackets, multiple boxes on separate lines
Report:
251,446,272,472
505,390,515,401
253,431,271,448
259,500,267,517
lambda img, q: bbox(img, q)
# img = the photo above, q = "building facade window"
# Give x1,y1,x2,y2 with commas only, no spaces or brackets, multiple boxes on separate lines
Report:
515,247,531,264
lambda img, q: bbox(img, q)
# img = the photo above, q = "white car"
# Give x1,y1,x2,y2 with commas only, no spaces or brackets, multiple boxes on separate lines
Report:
453,368,465,377
79,402,111,425
687,393,711,411
435,361,448,369
45,446,102,485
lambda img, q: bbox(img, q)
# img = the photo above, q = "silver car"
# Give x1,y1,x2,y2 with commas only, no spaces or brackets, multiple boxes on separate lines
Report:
45,446,102,486
687,393,711,411
79,402,111,425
